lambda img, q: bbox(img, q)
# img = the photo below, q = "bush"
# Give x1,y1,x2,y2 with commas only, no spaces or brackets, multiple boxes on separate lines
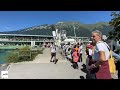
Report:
31,53,38,60
6,52,19,63
6,46,44,63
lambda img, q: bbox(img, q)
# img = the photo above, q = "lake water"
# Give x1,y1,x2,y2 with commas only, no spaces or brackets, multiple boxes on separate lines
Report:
0,51,10,64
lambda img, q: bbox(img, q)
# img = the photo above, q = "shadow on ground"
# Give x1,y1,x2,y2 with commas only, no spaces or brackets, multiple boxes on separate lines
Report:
79,76,85,79
81,64,87,73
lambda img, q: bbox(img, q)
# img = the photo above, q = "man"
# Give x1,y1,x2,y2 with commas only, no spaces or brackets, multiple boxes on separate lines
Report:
86,43,95,79
50,43,57,64
78,43,83,63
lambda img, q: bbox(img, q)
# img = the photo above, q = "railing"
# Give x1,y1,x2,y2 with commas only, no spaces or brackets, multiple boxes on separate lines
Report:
0,39,54,43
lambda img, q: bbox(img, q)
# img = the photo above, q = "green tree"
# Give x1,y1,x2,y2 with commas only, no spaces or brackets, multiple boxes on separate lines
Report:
108,12,120,41
51,24,56,31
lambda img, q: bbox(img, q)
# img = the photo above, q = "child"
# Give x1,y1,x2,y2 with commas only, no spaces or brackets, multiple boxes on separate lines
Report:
72,48,79,69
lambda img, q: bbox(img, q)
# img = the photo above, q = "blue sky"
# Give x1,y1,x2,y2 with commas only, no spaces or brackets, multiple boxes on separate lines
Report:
0,11,116,32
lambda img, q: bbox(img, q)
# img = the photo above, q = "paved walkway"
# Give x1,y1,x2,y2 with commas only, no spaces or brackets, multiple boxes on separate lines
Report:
6,48,86,79
2,47,118,79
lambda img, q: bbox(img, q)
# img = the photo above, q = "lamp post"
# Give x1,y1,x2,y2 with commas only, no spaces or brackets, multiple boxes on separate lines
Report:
72,25,78,43
73,26,76,39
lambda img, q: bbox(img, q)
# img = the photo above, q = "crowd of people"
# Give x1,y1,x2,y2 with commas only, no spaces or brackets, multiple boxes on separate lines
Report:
60,42,83,69
48,30,120,79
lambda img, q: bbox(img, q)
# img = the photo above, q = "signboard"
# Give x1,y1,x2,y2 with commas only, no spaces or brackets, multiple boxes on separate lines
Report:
1,71,8,79
31,41,35,47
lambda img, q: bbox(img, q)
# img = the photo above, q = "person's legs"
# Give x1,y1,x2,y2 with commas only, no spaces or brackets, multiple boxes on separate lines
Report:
53,53,57,64
116,61,120,79
76,62,78,69
86,70,91,79
73,62,76,69
78,55,80,62
50,53,54,62
118,68,120,79
73,62,78,69
89,73,96,79
80,53,82,62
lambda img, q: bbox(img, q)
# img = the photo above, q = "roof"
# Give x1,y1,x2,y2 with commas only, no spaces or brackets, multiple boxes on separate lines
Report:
0,34,53,38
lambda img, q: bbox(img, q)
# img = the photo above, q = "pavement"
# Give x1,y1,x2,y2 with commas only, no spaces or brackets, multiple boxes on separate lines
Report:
4,48,86,79
0,47,118,79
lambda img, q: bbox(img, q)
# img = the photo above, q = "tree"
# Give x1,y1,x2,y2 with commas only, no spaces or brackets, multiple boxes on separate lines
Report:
108,12,120,41
51,24,56,31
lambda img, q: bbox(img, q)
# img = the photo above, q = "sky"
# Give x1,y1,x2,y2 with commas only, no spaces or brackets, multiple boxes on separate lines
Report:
0,11,117,32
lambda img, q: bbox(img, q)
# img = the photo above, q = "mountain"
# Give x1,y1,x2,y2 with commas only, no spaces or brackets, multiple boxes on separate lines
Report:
0,21,112,37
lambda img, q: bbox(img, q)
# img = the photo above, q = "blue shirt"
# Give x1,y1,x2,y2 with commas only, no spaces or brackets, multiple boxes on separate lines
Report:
112,51,120,60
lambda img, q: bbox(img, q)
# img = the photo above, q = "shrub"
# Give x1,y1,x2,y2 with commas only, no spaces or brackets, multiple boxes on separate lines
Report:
6,52,19,63
6,46,44,63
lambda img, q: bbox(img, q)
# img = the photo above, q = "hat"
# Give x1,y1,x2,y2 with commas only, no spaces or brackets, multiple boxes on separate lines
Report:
74,47,78,51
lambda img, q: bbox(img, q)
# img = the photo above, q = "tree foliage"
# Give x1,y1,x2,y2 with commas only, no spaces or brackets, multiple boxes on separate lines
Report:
108,12,120,41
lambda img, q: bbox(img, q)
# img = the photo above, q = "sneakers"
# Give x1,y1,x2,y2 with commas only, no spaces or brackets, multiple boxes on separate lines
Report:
50,59,58,64
54,59,58,64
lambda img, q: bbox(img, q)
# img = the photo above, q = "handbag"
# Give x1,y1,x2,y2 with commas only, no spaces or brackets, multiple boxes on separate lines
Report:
103,42,116,74
108,50,116,74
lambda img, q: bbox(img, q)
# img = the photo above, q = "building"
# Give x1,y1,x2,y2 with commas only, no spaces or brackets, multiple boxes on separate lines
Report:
0,34,54,46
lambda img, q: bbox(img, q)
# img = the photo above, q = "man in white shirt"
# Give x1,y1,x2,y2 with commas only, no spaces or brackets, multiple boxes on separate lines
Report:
78,43,83,62
50,43,57,64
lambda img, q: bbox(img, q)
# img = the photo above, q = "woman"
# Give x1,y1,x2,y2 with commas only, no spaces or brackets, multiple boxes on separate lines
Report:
90,30,112,79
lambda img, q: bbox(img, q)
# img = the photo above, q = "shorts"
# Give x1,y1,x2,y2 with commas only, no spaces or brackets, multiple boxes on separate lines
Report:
51,52,56,57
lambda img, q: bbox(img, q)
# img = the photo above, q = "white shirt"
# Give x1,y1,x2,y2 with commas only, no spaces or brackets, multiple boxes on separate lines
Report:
50,45,56,53
78,45,83,54
88,49,93,56
93,41,110,61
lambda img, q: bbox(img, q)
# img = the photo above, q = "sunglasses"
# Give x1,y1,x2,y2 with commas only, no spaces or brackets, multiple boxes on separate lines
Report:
91,36,95,38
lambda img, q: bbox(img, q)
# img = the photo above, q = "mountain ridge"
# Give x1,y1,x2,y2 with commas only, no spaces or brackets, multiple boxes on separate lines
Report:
0,21,112,37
